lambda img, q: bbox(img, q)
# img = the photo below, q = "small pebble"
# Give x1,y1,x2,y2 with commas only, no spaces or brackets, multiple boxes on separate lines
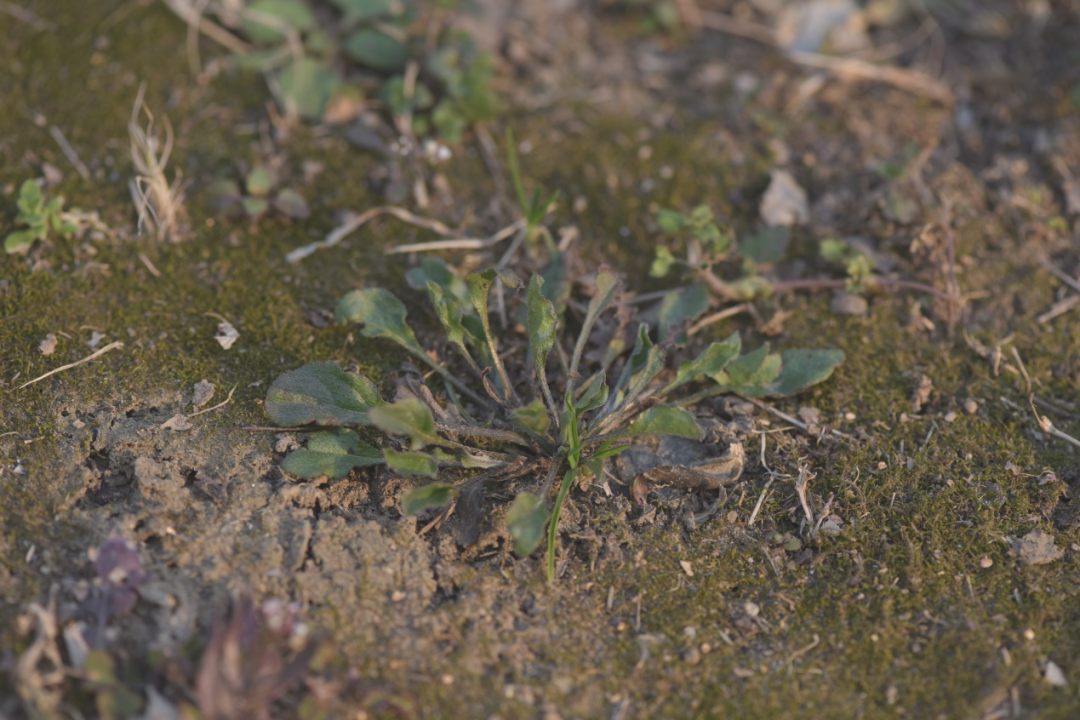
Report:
944,411,957,422
1024,628,1035,640
964,398,978,414
979,557,993,568
683,647,702,665
391,590,406,602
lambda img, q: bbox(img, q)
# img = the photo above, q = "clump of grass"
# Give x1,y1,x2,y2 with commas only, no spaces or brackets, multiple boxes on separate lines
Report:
128,83,187,242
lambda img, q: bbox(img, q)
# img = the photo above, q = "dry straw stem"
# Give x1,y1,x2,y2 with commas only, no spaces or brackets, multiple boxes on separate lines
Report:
18,341,124,390
129,83,187,242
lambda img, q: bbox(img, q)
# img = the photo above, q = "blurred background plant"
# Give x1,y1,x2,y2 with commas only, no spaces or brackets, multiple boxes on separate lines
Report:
162,0,501,143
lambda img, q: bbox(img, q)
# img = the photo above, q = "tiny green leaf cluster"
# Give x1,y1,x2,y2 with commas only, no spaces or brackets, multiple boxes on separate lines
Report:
208,165,310,222
265,258,843,582
819,238,874,292
4,180,79,255
199,0,500,141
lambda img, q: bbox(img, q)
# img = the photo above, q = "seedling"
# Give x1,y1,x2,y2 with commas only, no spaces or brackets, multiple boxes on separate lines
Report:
506,128,560,252
265,260,842,582
208,164,310,222
650,204,949,304
3,180,80,254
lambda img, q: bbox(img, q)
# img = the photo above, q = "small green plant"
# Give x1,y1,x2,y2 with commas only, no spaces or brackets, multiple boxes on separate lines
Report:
649,204,947,305
264,259,843,582
819,237,874,292
208,164,311,222
506,128,560,252
4,180,79,254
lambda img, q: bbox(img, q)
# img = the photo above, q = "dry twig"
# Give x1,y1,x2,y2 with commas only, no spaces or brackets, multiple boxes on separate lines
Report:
18,342,124,390
129,83,187,241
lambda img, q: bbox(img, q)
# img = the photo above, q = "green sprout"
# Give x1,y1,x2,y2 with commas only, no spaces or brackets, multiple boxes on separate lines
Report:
506,128,560,252
4,180,79,254
264,260,843,583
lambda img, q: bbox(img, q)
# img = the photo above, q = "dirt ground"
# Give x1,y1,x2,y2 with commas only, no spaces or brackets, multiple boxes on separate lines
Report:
3,1,1080,718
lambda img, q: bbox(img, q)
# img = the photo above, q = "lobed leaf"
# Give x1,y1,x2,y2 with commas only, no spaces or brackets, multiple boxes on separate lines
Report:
507,492,547,557
370,398,439,449
336,287,423,355
265,362,382,426
384,448,439,478
281,429,382,479
401,482,458,515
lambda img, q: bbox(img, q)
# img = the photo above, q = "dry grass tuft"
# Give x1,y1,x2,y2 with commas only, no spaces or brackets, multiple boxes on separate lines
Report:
129,83,188,242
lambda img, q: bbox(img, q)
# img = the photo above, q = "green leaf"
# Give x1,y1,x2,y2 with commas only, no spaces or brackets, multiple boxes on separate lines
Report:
242,0,316,43
526,274,558,407
650,246,675,278
241,196,269,218
689,205,714,228
507,492,547,556
336,288,423,355
765,348,845,396
426,282,471,362
281,429,382,479
613,323,660,404
407,257,469,305
656,209,686,233
330,0,393,22
657,284,709,342
266,362,382,426
275,57,340,119
246,166,275,196
466,267,521,317
344,29,407,72
273,188,311,219
84,649,117,684
819,237,849,263
573,372,608,414
401,482,458,514
370,398,438,449
511,398,551,436
16,180,42,215
540,253,570,314
4,229,38,254
569,270,619,376
622,405,704,440
739,226,790,264
713,344,781,388
384,448,438,478
664,333,741,393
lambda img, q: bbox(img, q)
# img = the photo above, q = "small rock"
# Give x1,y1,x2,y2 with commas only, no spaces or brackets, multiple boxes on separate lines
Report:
979,556,993,568
38,333,58,356
944,411,957,422
798,406,823,425
830,291,868,316
679,560,694,577
682,647,702,665
964,398,978,414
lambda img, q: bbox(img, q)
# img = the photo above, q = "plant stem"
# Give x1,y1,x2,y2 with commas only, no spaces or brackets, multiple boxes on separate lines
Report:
547,467,578,584
405,347,489,408
435,423,531,448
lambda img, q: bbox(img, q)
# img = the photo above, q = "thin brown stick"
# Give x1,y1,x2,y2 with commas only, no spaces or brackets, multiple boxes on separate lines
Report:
18,342,123,390
688,304,750,336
